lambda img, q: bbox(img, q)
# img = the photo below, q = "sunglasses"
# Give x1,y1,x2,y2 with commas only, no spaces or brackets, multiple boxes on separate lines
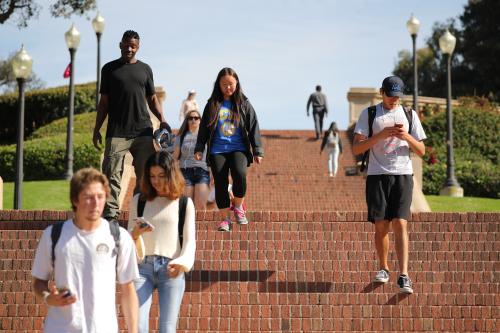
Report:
188,116,200,121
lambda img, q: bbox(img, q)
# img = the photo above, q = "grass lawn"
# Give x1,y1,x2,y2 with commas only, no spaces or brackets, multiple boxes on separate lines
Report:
2,180,71,210
426,195,500,212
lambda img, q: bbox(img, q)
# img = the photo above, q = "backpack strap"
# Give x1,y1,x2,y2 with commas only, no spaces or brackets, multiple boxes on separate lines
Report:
108,219,121,260
402,106,413,135
137,197,146,217
360,106,377,172
178,196,188,248
50,221,65,268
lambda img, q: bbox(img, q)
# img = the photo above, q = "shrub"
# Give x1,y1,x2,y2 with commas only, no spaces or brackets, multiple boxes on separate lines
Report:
0,113,102,181
0,82,96,142
422,105,500,198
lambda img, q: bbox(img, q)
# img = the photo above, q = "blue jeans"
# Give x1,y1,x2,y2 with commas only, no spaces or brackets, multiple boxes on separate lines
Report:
134,255,185,333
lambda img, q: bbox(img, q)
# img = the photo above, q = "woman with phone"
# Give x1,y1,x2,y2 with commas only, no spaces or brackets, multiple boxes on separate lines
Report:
128,151,196,333
173,109,210,210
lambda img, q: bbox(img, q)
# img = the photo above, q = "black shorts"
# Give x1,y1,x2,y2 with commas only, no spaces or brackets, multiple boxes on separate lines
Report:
366,175,413,223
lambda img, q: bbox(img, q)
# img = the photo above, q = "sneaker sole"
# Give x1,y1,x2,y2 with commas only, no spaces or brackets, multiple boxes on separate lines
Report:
373,278,389,283
237,219,248,225
399,287,413,294
217,227,231,232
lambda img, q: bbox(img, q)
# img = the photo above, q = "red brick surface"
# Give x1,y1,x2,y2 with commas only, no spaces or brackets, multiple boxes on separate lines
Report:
122,130,366,212
0,211,499,332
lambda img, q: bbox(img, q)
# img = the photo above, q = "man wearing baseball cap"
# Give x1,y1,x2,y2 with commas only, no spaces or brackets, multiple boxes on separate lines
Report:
352,75,427,294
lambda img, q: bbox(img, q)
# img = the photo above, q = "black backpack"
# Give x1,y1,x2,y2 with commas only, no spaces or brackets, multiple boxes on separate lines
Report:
359,105,413,172
137,195,188,247
51,219,120,268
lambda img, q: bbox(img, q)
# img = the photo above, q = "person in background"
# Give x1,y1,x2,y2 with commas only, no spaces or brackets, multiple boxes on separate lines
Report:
173,109,210,210
194,67,264,231
32,168,139,333
320,121,343,177
179,90,199,123
307,85,329,139
128,151,196,333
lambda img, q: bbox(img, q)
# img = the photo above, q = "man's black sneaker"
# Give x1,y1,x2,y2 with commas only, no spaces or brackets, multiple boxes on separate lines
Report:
397,274,414,294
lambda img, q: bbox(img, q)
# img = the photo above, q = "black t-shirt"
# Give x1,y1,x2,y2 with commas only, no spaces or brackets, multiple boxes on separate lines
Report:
100,59,156,138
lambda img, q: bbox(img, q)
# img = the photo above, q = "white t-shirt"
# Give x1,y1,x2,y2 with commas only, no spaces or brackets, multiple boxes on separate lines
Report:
128,195,196,272
354,103,427,175
32,218,139,333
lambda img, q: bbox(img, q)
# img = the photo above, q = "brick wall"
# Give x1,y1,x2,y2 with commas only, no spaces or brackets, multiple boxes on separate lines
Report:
1,210,499,332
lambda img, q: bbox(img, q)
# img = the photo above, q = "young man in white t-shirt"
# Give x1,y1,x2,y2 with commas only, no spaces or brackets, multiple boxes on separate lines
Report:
353,76,427,294
32,168,139,332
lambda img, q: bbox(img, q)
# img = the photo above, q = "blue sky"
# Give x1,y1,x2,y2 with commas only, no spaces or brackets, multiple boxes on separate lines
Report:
1,0,467,130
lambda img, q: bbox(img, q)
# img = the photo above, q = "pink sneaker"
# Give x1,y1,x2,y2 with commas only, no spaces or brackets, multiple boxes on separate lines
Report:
217,219,231,232
233,205,248,225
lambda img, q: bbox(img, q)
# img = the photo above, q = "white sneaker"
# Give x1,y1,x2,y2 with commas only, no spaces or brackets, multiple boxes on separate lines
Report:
373,269,389,283
329,172,333,177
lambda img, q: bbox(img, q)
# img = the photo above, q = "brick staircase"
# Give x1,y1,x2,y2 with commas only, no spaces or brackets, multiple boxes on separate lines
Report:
0,130,498,332
122,130,366,212
0,210,498,332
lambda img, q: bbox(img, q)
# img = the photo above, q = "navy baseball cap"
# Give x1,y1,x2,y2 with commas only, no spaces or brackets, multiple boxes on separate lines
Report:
382,76,405,97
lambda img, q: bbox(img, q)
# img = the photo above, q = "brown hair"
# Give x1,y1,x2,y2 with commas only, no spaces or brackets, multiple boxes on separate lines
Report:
70,168,110,211
141,151,185,200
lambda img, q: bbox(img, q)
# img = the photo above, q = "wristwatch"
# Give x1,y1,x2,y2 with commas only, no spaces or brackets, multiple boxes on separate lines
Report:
42,291,50,305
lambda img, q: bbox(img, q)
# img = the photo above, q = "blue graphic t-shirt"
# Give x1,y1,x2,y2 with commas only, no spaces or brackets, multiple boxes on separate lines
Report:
210,100,246,154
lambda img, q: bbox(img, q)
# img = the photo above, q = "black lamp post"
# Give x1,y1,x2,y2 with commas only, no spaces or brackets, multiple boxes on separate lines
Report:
439,29,463,197
11,45,33,209
92,12,105,111
64,24,80,180
406,14,420,111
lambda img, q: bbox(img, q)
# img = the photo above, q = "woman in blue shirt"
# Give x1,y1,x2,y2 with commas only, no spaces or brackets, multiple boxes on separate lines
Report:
195,67,264,231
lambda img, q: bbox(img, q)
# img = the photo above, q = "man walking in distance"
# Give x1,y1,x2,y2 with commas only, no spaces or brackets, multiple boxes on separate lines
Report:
352,76,426,294
32,168,139,332
307,85,328,139
93,30,170,221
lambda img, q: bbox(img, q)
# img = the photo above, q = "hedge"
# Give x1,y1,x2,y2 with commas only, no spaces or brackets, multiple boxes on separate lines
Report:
0,112,102,181
0,82,96,142
0,133,101,181
422,105,500,198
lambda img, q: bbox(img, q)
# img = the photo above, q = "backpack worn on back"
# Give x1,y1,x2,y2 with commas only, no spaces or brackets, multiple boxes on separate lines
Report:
137,195,188,247
359,105,413,172
51,219,120,268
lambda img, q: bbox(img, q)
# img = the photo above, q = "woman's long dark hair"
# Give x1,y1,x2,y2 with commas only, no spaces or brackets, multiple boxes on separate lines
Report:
327,122,339,136
206,67,244,128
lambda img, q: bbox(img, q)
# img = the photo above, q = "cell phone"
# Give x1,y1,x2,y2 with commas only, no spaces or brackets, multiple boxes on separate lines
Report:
61,289,72,298
136,217,154,230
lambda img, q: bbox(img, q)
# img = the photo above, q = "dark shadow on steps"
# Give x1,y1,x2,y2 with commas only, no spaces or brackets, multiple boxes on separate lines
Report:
360,282,384,293
385,292,411,305
185,270,332,293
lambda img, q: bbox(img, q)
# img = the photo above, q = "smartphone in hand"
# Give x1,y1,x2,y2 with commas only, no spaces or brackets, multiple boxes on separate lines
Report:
135,217,155,230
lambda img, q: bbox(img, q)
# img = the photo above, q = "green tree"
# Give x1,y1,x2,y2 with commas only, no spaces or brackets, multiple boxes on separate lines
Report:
393,0,500,102
0,54,45,93
0,0,96,28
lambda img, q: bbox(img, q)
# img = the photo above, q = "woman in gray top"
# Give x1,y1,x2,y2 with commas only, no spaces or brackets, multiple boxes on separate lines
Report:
173,110,210,209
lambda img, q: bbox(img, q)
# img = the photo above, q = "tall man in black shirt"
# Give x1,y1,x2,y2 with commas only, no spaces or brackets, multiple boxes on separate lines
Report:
306,85,329,139
93,30,169,220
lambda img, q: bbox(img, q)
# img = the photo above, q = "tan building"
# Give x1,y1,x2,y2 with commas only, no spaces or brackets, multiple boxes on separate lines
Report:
347,87,459,125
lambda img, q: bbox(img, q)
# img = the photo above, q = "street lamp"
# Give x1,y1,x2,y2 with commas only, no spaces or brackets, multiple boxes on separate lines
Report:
11,45,33,209
92,12,105,111
406,14,420,112
64,24,80,180
439,29,463,197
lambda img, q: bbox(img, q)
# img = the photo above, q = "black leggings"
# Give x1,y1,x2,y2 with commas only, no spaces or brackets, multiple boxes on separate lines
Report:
209,151,248,209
